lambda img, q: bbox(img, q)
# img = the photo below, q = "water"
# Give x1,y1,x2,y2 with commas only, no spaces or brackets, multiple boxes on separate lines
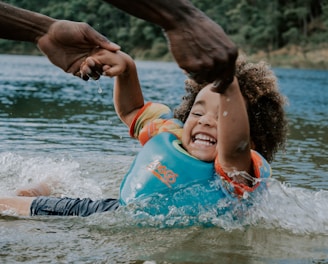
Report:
0,54,327,263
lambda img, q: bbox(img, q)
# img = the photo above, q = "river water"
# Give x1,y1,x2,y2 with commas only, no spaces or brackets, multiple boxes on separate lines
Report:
0,54,327,263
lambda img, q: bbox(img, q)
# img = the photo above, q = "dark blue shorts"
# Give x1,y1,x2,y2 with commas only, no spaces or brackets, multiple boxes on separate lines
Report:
30,197,119,217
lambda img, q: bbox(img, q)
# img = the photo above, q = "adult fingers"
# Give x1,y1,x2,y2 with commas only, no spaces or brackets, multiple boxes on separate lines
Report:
83,23,120,51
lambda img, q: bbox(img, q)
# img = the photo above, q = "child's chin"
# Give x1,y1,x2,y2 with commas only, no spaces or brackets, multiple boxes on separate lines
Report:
194,154,215,162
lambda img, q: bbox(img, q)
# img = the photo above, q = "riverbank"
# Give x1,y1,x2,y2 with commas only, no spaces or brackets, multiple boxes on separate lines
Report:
133,44,328,70
2,44,327,70
249,45,328,70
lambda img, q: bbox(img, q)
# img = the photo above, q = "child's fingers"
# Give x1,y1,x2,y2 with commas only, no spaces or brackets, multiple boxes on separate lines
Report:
85,57,96,67
80,57,103,80
102,64,125,77
80,52,126,79
80,65,100,80
103,65,111,72
79,58,94,80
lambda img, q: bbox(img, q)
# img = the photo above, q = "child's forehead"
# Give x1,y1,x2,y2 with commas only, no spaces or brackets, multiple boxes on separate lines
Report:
194,84,216,101
192,84,220,109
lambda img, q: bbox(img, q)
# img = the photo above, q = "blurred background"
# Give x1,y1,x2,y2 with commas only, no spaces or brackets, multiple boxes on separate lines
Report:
1,0,327,69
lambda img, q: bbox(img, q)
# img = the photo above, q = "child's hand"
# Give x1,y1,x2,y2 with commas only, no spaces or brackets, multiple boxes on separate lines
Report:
79,49,130,80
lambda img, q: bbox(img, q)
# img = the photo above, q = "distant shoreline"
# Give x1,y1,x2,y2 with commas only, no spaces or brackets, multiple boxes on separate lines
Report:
249,45,328,70
2,45,327,71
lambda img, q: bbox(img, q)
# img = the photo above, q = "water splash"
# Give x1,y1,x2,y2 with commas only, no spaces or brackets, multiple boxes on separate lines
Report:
91,178,328,235
246,179,328,235
2,152,328,235
0,152,102,199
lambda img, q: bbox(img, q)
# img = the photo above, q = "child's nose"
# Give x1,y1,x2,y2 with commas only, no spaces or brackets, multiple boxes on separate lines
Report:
198,114,216,126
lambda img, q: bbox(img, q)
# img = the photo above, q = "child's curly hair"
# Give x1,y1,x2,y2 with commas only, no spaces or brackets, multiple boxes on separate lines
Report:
174,56,288,163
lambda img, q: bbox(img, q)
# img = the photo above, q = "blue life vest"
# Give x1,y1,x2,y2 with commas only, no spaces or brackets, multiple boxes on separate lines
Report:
119,132,270,215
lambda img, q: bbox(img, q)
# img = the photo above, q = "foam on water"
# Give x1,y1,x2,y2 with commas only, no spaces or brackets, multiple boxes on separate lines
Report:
0,152,103,199
249,179,328,235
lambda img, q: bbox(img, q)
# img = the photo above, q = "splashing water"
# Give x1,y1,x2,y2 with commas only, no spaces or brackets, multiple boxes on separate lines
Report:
1,152,328,235
89,176,328,234
108,178,328,235
247,178,328,235
0,152,103,199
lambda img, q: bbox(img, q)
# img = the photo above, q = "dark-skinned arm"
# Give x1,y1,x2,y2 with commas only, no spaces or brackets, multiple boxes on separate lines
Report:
0,1,54,42
0,2,120,76
105,0,238,85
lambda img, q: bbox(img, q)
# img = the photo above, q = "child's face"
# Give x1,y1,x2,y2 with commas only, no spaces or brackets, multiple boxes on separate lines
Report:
181,84,219,162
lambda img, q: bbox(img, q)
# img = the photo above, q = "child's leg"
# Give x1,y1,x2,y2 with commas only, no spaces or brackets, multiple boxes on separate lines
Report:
0,197,34,216
15,182,51,197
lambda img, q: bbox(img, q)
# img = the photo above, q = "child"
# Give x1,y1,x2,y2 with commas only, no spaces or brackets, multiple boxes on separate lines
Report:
0,50,287,217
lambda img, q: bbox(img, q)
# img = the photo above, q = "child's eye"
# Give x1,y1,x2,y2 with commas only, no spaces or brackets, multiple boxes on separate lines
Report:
192,112,202,117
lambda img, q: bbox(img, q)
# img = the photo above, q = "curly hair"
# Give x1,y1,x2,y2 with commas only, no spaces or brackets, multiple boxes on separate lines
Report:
174,56,288,163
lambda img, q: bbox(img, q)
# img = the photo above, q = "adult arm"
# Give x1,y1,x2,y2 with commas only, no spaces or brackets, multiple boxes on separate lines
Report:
105,0,238,85
0,2,120,75
0,1,54,42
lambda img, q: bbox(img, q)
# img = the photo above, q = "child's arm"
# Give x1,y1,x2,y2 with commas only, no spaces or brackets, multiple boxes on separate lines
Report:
112,52,144,127
216,77,252,175
80,50,144,127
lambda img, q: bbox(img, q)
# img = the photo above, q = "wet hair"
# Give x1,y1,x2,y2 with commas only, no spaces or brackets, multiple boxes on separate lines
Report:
174,56,288,163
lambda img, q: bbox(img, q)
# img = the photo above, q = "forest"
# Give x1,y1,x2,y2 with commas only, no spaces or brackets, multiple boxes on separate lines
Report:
1,0,327,68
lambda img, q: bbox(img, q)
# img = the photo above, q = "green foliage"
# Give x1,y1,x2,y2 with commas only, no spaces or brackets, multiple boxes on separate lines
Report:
1,0,327,59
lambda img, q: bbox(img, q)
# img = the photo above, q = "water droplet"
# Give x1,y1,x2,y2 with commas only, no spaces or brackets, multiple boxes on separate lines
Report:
96,80,102,94
243,191,249,199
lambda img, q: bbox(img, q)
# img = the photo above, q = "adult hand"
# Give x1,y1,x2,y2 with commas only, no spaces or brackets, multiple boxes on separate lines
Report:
164,14,238,86
37,20,120,78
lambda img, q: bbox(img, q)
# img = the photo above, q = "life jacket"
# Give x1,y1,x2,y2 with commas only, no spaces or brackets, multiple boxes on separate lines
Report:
119,132,271,215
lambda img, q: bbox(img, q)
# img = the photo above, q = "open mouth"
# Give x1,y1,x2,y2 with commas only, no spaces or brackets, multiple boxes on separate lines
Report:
192,133,217,146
